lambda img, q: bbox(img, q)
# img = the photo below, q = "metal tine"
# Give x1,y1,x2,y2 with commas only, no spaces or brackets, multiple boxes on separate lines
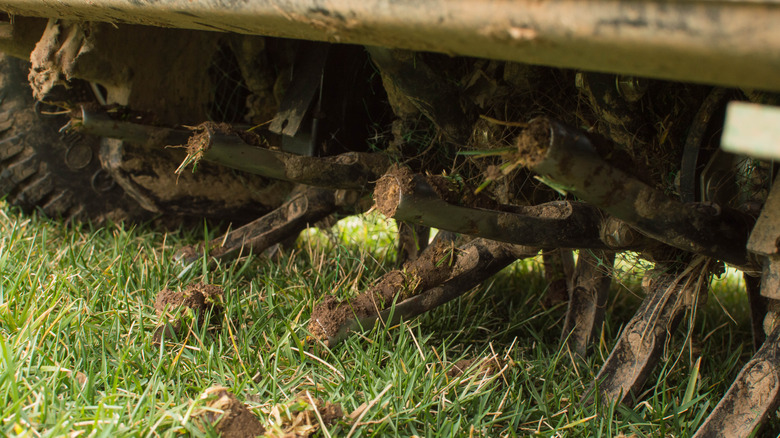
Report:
693,281,780,437
692,315,780,437
542,249,575,306
374,164,655,251
562,250,615,357
77,108,389,191
591,258,710,405
517,117,755,270
308,236,539,347
174,186,338,265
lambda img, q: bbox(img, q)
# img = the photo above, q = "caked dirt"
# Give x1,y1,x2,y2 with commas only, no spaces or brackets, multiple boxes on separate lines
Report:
373,164,411,218
200,387,266,438
178,121,267,174
308,237,458,341
152,283,224,343
374,164,500,219
514,117,551,168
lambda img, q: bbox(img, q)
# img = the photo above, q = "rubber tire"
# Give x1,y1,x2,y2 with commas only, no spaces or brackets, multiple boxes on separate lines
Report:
0,54,145,224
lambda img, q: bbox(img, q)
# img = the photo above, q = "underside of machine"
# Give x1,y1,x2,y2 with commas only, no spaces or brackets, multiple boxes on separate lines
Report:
0,1,779,435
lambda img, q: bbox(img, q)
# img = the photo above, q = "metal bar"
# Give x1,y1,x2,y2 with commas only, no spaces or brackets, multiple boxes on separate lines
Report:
593,260,709,405
309,237,538,347
77,109,390,190
693,310,780,438
561,250,615,357
374,165,654,250
0,1,778,91
175,187,338,265
518,117,755,269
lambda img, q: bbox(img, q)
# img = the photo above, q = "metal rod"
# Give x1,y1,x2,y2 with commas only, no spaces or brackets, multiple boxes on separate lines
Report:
693,310,780,437
175,187,338,265
309,238,538,347
593,260,709,405
0,1,778,90
518,117,755,269
561,250,615,357
77,109,389,190
374,165,652,251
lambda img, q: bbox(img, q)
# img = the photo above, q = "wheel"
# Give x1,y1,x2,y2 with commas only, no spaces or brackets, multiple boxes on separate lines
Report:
0,53,145,223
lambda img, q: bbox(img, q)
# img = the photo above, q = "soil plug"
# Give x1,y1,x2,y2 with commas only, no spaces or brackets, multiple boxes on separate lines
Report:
264,393,344,437
152,283,224,344
199,386,265,438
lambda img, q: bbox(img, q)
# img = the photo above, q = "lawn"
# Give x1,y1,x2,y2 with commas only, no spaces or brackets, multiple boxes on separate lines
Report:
0,203,763,437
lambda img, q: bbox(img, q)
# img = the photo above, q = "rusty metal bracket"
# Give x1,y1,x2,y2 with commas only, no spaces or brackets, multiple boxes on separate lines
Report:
269,41,328,139
269,41,329,156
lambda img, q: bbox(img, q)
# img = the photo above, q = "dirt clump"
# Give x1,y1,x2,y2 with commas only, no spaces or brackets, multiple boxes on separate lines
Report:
374,164,411,217
515,117,551,168
265,394,344,437
152,283,224,343
174,122,266,174
374,164,500,217
200,386,266,438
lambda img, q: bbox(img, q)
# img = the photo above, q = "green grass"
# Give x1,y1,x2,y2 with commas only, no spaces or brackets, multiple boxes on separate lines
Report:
0,204,768,437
